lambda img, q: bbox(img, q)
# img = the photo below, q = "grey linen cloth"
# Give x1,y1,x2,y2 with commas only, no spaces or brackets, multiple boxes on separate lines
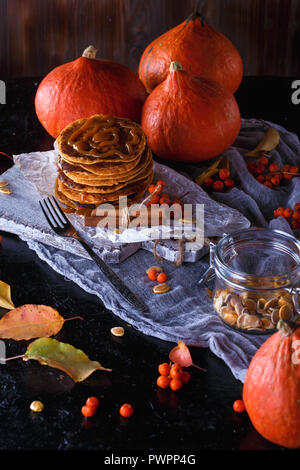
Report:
1,118,300,382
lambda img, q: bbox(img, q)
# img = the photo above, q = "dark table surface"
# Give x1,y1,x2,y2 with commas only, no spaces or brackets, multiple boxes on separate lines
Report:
0,76,299,455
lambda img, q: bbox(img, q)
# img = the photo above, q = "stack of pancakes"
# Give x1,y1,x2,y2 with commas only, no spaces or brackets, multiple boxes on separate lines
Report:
55,114,153,215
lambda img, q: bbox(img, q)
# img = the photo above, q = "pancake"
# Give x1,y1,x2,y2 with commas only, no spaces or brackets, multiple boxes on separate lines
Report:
56,115,146,165
59,147,152,184
57,171,153,205
58,158,153,193
55,178,147,215
55,114,153,215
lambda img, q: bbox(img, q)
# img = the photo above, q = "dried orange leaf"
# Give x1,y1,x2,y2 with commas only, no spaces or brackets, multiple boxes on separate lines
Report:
0,304,65,340
245,127,280,158
0,280,15,310
169,340,193,367
23,338,111,382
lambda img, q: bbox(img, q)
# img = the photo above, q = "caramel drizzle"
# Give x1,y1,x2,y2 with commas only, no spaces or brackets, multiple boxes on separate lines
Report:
67,116,144,158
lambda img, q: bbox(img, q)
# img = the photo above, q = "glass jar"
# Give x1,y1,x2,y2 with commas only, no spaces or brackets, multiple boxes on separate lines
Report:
206,228,300,334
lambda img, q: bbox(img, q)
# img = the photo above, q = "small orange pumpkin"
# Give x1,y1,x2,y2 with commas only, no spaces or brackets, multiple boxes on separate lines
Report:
141,61,241,163
243,320,300,449
35,46,147,138
138,12,243,94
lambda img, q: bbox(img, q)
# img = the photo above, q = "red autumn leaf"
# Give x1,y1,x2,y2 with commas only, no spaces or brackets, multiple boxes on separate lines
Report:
169,340,193,367
169,340,206,371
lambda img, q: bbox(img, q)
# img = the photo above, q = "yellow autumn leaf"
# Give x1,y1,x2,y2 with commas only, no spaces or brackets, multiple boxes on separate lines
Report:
0,281,15,310
245,127,280,158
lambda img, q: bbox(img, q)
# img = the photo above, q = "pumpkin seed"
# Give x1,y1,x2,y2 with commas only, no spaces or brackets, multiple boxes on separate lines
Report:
264,298,278,311
0,187,12,195
279,303,293,320
271,308,280,325
261,317,274,329
153,283,171,294
231,298,243,316
242,298,257,313
111,327,125,337
219,305,236,317
0,181,8,187
30,400,44,412
223,312,238,325
146,266,163,275
237,313,262,330
257,298,267,314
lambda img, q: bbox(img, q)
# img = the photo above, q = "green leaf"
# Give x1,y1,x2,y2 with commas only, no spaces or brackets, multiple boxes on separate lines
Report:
23,338,111,382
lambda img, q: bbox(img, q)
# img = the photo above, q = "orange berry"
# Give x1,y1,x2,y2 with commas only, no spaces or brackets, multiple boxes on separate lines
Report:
274,206,284,218
158,362,171,376
149,194,160,204
255,164,265,175
289,166,299,174
156,180,166,188
148,184,157,194
247,162,256,174
147,268,158,281
283,208,293,219
203,177,214,188
292,210,300,220
81,405,97,418
233,400,245,413
294,203,300,211
157,272,168,283
120,403,134,418
159,197,170,205
271,175,280,186
170,363,183,380
269,163,279,173
224,178,235,189
256,175,265,183
264,181,273,188
259,156,269,166
170,378,183,391
157,375,171,389
213,180,224,192
219,168,230,180
291,220,300,230
86,397,99,408
181,371,191,384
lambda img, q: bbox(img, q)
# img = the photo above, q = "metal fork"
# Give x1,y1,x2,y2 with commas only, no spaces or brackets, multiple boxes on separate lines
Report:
39,196,148,312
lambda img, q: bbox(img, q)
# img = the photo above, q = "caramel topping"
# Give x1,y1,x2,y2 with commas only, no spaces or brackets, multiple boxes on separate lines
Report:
67,115,145,159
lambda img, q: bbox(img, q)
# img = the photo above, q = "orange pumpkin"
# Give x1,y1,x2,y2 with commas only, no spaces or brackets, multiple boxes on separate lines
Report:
141,61,241,163
139,12,243,94
243,320,300,449
35,46,147,138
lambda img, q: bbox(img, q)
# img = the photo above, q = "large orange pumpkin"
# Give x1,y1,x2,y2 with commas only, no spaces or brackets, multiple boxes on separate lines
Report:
138,12,243,94
243,320,300,449
141,61,241,163
35,46,147,138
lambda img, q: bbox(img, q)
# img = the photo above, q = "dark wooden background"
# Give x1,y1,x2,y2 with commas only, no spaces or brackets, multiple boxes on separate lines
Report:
1,0,300,78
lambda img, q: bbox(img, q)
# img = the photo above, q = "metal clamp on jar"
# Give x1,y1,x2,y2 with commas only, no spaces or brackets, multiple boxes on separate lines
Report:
198,228,300,334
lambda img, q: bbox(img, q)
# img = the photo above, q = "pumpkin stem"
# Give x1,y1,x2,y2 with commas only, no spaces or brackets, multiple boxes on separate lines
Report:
82,45,98,59
277,319,299,337
185,12,206,26
169,61,183,73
